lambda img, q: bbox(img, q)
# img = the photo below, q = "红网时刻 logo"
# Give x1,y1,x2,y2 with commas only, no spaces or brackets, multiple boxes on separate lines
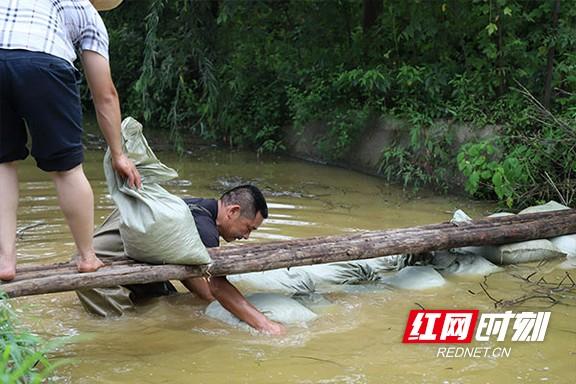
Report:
403,310,551,358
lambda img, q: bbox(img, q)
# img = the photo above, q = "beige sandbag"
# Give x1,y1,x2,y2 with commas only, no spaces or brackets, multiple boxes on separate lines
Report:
103,117,210,265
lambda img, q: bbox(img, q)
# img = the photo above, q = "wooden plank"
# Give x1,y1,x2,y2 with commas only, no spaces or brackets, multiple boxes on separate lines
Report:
2,209,575,298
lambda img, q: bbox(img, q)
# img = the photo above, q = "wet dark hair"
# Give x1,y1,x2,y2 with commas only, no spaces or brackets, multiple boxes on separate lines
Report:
220,184,268,219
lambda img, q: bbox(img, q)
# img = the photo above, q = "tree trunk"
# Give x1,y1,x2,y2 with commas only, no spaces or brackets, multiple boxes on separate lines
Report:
2,209,576,298
543,0,561,109
362,0,383,33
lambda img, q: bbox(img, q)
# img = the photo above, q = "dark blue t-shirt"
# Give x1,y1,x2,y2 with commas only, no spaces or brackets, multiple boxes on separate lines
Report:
182,197,219,248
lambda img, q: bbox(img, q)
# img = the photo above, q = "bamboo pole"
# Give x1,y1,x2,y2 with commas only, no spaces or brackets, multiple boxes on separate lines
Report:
2,209,575,298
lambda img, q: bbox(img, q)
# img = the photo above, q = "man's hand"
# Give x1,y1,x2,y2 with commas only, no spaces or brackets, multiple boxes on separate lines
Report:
258,319,286,336
111,153,141,189
208,276,288,335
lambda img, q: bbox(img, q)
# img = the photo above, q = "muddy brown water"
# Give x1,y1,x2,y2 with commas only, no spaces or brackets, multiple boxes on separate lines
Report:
8,149,575,383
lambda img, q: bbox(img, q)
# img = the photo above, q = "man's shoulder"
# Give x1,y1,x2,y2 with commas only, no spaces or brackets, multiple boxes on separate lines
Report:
182,197,217,217
182,197,219,248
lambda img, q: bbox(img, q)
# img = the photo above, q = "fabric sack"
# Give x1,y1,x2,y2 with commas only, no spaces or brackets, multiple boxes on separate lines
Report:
103,117,210,265
205,293,318,332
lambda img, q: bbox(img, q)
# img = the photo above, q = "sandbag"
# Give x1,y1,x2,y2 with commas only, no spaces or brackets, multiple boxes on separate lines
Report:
230,256,403,294
378,266,446,290
301,256,403,286
449,208,567,265
205,293,318,331
483,239,566,265
519,200,570,214
229,269,315,294
550,235,576,257
103,117,210,265
431,251,502,276
519,201,575,258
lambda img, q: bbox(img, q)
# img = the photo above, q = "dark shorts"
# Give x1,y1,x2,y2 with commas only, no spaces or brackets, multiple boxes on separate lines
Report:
0,49,84,171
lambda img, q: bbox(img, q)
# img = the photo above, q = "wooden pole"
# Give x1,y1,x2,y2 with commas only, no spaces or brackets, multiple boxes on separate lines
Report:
2,209,576,298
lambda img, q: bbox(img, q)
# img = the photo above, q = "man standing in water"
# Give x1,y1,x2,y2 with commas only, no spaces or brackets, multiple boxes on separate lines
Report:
77,185,286,335
0,0,141,281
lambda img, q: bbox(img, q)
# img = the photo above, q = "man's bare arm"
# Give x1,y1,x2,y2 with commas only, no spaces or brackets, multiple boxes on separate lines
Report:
207,276,286,335
181,277,215,302
81,50,141,188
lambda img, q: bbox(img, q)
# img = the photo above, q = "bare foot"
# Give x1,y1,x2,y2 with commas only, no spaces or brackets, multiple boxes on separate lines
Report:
0,252,16,281
0,265,16,281
76,255,105,273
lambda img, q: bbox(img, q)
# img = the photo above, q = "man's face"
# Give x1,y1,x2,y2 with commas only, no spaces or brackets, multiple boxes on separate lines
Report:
219,205,264,242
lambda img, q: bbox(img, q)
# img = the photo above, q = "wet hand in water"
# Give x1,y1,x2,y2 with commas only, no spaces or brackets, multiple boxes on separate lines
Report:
260,320,287,336
112,153,142,189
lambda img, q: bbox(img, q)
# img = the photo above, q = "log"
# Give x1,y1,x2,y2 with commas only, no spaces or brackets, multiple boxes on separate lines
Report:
2,209,576,298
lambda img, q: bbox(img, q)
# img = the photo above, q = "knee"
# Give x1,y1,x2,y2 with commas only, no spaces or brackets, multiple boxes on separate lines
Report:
51,164,83,177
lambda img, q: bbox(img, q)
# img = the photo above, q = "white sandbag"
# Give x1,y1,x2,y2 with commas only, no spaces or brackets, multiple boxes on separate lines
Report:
303,262,373,285
519,200,570,214
431,251,502,276
448,209,567,265
488,212,515,218
550,235,576,257
103,117,210,265
378,266,446,290
292,293,335,312
448,209,484,256
205,293,318,331
352,256,404,274
231,257,403,294
519,201,574,259
229,269,315,294
450,209,473,223
483,239,566,265
559,257,576,270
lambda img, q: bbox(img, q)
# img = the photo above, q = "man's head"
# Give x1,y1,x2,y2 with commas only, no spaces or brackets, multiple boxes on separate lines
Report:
217,185,268,242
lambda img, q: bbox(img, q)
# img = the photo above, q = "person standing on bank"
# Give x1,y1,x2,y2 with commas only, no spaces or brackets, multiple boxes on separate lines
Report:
0,0,141,281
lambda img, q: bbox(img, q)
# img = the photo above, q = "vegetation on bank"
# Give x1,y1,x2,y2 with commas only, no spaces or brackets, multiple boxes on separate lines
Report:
93,0,576,208
0,294,66,383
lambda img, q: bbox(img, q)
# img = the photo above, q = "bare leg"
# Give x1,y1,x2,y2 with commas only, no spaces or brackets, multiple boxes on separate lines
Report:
51,164,104,273
0,162,18,281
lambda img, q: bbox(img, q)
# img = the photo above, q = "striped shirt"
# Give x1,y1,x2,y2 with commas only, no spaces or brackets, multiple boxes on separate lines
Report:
0,0,109,64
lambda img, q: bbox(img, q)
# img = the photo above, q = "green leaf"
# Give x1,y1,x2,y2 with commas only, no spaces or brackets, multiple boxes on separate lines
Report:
486,23,498,36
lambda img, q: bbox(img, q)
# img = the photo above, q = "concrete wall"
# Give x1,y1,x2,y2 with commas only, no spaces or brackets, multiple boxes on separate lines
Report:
284,116,499,192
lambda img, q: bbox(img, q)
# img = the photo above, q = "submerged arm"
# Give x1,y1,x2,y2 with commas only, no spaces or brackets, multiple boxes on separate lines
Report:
208,276,286,335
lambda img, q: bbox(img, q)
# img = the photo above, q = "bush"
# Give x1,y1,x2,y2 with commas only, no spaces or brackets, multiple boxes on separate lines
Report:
0,294,67,383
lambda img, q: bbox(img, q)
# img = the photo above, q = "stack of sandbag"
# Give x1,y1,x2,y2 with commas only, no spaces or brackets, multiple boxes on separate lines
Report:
519,201,576,259
229,255,403,294
451,201,574,265
103,117,210,265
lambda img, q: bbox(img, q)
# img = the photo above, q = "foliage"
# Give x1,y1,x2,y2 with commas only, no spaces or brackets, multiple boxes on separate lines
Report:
0,294,68,383
457,88,576,208
98,0,576,207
